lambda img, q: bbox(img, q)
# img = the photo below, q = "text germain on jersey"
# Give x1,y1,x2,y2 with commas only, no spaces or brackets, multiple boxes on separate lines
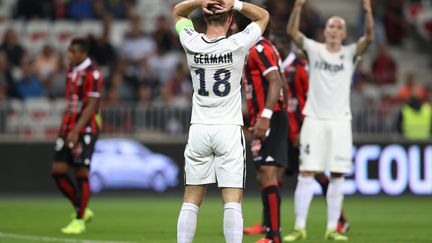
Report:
194,52,233,64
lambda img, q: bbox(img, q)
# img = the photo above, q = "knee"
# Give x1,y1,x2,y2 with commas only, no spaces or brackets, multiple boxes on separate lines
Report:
51,162,69,174
184,185,207,207
258,166,279,186
221,188,243,204
299,171,315,178
330,173,344,178
75,167,89,177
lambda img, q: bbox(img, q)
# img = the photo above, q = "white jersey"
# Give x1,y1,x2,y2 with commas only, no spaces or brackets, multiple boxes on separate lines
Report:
302,38,357,120
179,22,262,125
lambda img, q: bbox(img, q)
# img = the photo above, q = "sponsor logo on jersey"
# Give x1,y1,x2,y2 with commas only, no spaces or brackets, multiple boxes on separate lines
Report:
265,156,275,162
314,61,344,73
184,28,193,36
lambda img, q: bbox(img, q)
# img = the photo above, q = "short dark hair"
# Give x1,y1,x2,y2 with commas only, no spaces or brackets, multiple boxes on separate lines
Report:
70,38,89,54
204,5,233,26
233,12,271,37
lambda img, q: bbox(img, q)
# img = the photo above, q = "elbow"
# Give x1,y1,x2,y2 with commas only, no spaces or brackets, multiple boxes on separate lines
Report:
262,10,270,26
287,27,297,38
173,4,181,18
287,29,295,38
365,35,375,45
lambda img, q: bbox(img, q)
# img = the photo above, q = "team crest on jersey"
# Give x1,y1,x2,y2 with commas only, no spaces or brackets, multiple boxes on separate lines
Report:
255,44,264,53
93,70,100,80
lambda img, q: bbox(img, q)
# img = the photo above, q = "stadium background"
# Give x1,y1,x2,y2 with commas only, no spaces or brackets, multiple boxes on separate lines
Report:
0,0,431,242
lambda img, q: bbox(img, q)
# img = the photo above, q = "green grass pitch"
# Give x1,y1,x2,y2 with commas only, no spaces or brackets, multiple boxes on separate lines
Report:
0,195,431,243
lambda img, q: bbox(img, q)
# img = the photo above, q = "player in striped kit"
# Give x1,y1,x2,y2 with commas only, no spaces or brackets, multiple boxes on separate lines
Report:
242,23,288,243
51,38,102,234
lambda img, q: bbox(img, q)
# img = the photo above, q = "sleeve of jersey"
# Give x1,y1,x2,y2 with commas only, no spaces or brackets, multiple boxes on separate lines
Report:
347,43,359,64
302,37,317,54
176,18,196,48
255,45,279,76
230,22,262,52
86,70,102,98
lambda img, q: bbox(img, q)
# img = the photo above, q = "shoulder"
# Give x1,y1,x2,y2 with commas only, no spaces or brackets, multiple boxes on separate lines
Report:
254,39,276,54
343,43,357,53
86,65,102,80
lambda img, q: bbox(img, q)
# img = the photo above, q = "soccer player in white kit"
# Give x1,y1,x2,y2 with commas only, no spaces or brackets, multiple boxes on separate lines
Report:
283,0,375,241
173,0,269,242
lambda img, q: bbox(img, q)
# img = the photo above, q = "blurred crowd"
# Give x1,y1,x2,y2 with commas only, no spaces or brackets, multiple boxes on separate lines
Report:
0,0,431,136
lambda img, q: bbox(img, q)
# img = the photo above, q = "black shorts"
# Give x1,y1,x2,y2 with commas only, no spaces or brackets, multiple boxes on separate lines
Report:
286,139,300,175
252,111,288,168
54,133,98,167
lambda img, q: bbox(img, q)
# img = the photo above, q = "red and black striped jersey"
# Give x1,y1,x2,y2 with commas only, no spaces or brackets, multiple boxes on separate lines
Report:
59,58,103,136
243,37,285,127
282,52,309,143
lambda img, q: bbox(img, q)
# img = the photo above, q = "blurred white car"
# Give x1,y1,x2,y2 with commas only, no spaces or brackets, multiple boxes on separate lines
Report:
90,139,179,193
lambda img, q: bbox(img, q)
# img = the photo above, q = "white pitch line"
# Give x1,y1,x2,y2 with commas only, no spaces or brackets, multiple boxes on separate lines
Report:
0,231,137,243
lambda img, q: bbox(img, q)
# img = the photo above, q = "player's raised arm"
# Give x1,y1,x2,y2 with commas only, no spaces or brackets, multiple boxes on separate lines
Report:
217,0,269,34
173,0,223,23
287,0,306,49
356,0,375,56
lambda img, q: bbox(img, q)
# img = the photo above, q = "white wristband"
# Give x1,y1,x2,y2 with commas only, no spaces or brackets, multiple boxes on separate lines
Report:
261,108,273,119
233,0,243,11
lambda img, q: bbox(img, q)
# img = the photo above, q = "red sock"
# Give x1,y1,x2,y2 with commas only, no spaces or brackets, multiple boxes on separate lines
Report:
262,185,281,243
76,176,90,219
52,172,79,208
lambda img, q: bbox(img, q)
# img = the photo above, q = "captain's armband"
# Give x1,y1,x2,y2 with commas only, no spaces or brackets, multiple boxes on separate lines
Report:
175,18,194,34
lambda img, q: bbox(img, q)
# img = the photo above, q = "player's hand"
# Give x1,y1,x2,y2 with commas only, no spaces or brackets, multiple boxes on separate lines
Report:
200,0,224,15
67,131,79,149
363,0,372,13
214,0,234,14
251,139,262,157
295,0,306,7
249,117,270,140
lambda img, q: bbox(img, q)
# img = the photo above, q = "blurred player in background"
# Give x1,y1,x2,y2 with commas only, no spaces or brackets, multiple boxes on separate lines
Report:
51,38,103,234
284,0,374,241
282,43,350,235
242,22,288,243
173,0,269,242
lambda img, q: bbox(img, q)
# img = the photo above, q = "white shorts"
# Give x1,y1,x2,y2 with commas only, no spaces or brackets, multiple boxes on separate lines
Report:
184,124,246,188
299,117,353,174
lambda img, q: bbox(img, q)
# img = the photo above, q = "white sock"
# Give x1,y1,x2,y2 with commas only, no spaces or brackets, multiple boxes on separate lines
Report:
294,175,315,229
223,202,243,243
177,203,199,243
326,177,344,230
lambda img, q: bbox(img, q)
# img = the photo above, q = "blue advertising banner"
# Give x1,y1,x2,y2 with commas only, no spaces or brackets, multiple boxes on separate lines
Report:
0,141,430,195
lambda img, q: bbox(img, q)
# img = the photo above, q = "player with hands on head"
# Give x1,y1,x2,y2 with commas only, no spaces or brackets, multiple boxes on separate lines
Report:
173,0,269,242
283,0,374,241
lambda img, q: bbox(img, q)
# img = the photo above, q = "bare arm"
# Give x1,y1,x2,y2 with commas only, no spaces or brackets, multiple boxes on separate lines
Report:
356,0,375,56
66,97,99,147
173,0,221,23
217,0,269,33
287,0,306,49
281,74,289,108
264,71,283,112
237,2,269,33
251,71,283,140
